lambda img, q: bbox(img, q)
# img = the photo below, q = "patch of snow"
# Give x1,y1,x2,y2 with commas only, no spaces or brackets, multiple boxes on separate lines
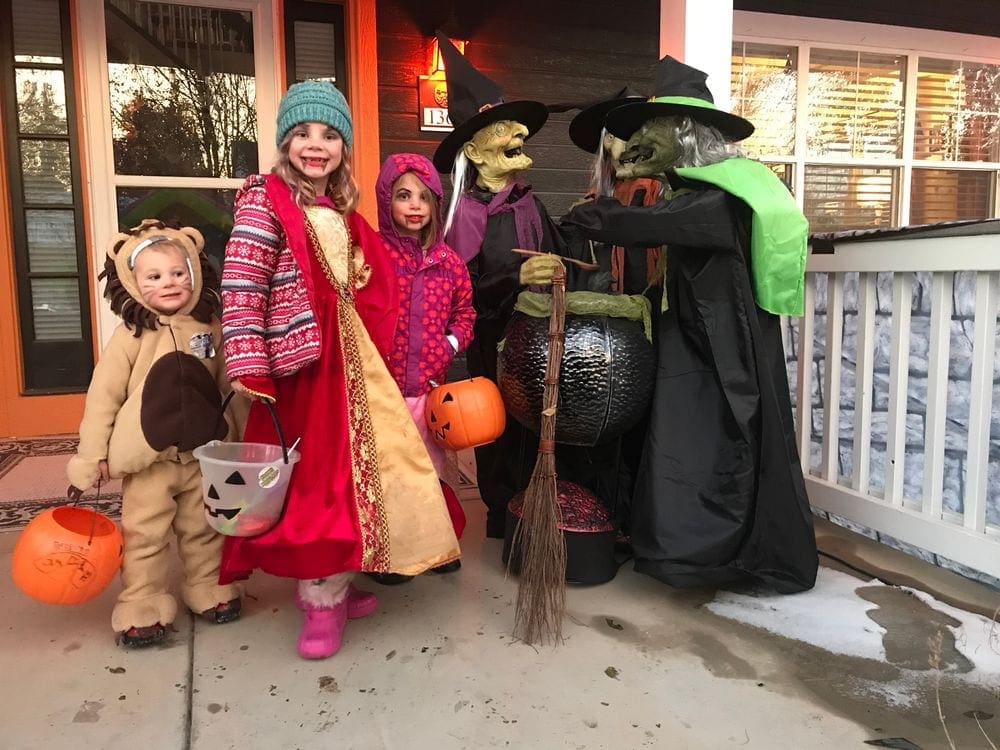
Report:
706,567,888,661
903,587,1000,686
705,567,1000,687
849,672,924,710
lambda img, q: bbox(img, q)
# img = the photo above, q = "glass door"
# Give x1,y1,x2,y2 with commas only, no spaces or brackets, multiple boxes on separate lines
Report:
77,0,280,346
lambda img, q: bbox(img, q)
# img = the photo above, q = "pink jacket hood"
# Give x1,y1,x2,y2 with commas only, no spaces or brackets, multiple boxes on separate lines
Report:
376,153,444,249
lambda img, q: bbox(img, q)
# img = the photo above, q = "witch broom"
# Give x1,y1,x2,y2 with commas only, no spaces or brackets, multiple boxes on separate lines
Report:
510,259,569,645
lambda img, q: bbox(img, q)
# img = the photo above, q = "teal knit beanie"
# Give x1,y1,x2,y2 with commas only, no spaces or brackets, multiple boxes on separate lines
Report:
275,80,353,149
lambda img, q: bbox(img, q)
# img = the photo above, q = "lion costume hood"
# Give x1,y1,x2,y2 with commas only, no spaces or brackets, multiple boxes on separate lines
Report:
102,218,221,334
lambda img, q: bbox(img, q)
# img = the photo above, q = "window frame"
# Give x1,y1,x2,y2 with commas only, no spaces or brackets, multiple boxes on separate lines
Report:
0,0,94,393
733,12,1000,230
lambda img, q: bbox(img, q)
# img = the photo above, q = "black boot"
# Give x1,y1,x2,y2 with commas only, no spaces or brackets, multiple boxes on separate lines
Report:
365,572,414,586
431,559,461,574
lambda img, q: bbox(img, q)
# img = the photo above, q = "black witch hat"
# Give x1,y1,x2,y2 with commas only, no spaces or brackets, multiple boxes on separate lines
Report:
431,32,549,173
605,56,754,143
564,86,647,153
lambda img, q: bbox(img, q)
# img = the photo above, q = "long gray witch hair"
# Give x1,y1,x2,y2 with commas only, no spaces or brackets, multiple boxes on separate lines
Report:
669,116,738,167
590,130,617,198
442,150,472,239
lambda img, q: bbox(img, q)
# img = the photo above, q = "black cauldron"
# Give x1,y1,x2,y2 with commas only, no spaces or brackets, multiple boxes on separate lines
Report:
502,480,618,585
497,310,655,446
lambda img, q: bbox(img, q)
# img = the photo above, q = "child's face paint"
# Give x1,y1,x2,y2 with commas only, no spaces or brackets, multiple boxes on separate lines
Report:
287,122,344,193
390,171,432,239
134,245,193,314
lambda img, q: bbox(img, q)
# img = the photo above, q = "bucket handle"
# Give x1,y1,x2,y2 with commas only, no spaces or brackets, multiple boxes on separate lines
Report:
220,390,291,464
64,478,105,545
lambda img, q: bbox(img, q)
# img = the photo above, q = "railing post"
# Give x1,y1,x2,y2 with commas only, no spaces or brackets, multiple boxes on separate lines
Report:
796,275,816,474
884,272,913,506
964,271,999,533
852,272,877,494
821,273,844,481
922,272,952,519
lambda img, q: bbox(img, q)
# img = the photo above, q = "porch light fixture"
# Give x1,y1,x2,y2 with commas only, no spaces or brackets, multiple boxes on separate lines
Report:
430,36,465,73
418,36,466,132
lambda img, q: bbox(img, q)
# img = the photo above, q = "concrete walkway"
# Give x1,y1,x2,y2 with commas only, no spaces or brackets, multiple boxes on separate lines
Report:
2,502,998,749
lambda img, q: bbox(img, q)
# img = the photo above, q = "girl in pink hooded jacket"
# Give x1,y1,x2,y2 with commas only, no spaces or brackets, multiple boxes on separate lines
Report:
376,153,475,580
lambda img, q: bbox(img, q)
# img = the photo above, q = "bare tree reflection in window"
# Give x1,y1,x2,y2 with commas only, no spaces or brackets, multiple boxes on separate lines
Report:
106,1,258,179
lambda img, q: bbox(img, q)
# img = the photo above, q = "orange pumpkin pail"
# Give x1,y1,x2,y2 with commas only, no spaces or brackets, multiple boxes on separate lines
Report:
424,377,506,451
11,506,123,606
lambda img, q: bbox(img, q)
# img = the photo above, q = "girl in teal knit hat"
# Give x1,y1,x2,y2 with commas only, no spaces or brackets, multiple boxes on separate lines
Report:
273,80,357,210
218,80,461,660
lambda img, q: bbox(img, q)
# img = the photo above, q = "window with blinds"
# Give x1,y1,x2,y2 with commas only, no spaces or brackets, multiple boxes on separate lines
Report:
915,58,1000,163
732,41,1000,231
807,49,905,160
731,42,797,158
293,20,339,83
1,0,93,391
910,169,993,224
803,166,897,232
285,2,346,91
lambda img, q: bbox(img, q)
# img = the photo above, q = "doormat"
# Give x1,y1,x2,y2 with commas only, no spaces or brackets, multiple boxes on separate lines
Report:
0,436,122,530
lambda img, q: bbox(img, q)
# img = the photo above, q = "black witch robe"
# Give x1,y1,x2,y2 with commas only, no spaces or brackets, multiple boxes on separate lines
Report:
562,173,818,593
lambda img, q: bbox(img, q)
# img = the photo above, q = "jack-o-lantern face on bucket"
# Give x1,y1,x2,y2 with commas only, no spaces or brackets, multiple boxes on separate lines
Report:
425,377,506,451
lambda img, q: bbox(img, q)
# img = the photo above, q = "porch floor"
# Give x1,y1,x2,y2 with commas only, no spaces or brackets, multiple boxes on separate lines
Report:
2,501,998,750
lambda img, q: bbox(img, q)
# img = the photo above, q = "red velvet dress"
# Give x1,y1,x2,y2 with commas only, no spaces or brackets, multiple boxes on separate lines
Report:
220,197,459,584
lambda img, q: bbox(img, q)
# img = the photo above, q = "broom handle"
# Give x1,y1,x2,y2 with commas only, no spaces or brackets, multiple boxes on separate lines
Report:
512,248,599,271
537,265,567,454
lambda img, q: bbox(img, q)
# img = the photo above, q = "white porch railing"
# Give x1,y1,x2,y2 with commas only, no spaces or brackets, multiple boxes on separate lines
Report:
788,229,1000,581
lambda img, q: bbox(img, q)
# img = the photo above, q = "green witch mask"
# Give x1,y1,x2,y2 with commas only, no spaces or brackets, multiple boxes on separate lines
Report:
615,117,681,180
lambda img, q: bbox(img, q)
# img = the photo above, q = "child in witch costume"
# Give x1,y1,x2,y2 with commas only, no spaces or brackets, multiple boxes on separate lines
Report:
67,219,242,648
220,81,460,659
372,152,476,583
562,56,818,594
432,32,585,539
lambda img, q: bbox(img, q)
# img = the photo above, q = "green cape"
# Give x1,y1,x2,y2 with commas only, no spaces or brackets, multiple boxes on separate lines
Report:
675,159,807,316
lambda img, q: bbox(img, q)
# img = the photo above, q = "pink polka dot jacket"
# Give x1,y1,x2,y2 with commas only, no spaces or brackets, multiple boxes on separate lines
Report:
376,153,476,397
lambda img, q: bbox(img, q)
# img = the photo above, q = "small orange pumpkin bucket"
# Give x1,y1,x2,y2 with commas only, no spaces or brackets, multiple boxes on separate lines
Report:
424,377,506,451
12,505,123,606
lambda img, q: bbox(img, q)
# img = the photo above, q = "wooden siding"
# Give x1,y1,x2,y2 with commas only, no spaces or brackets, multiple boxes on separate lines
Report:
375,0,659,219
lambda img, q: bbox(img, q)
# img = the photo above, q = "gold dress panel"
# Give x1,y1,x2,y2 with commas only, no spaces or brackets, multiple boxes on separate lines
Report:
305,206,460,575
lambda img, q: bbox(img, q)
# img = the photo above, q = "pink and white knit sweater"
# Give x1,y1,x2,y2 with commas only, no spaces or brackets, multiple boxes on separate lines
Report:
221,176,322,379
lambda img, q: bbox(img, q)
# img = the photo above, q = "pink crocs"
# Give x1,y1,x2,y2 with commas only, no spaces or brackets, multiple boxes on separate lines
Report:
344,585,378,619
295,584,377,619
297,600,348,660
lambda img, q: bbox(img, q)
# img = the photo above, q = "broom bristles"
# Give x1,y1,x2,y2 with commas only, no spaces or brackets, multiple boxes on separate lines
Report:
511,456,566,644
510,264,568,646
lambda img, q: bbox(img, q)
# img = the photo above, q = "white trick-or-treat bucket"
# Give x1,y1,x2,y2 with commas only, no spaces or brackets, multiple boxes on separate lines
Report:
194,394,300,537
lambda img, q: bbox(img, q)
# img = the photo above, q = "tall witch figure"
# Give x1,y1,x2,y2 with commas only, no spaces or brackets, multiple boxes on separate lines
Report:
432,32,577,539
562,56,818,593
